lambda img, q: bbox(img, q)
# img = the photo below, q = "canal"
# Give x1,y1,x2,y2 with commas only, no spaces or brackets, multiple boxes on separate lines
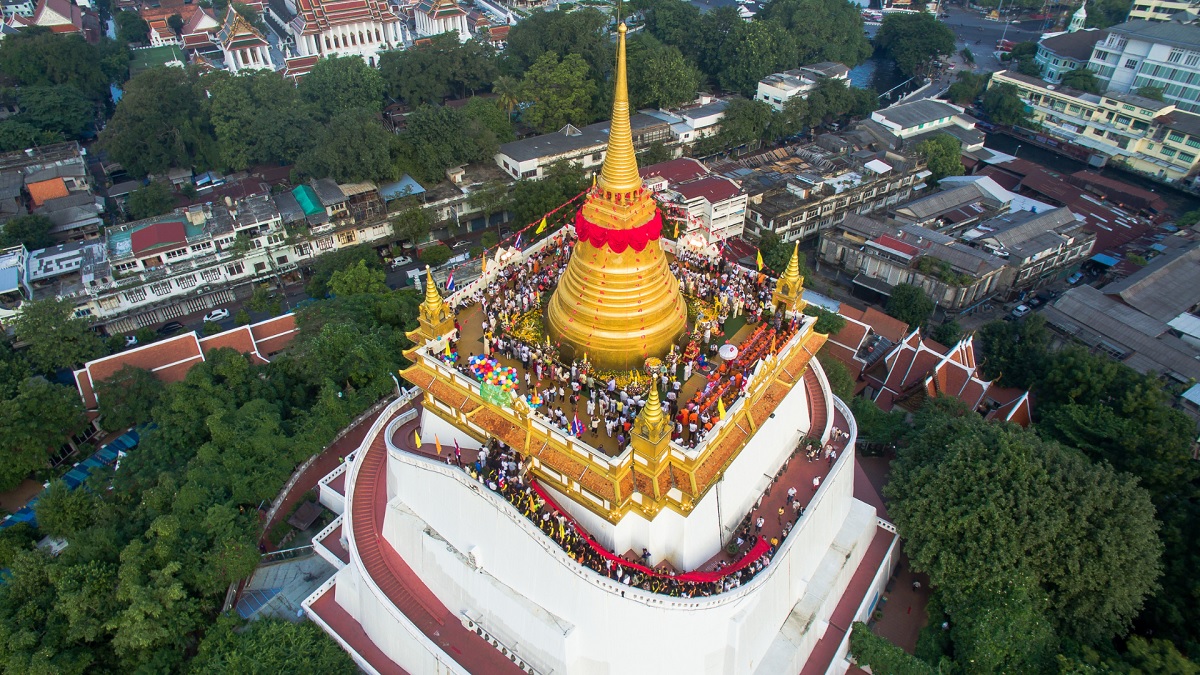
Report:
983,132,1200,216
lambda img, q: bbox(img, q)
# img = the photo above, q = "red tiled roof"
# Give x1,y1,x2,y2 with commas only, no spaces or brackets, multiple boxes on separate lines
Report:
830,318,868,352
131,220,187,256
27,178,69,207
873,234,920,257
249,314,297,355
673,176,741,203
640,157,709,185
199,325,265,363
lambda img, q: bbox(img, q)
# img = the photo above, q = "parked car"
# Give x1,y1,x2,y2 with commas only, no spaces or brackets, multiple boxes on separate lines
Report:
156,321,185,336
390,255,413,269
1011,304,1032,319
1067,271,1084,285
203,308,230,322
124,335,138,347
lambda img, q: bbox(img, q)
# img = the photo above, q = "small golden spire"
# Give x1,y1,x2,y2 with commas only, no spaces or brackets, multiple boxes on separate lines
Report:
597,23,641,196
639,381,664,429
782,242,802,284
423,265,443,308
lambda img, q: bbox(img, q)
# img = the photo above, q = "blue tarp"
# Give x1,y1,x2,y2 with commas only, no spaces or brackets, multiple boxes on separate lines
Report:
0,431,138,530
1090,253,1120,267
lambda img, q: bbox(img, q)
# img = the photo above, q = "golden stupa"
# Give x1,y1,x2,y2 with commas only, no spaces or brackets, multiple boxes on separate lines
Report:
545,23,687,370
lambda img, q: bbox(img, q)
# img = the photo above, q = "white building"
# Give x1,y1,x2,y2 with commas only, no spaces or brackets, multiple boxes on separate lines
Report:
643,157,747,244
287,0,406,67
494,114,672,180
755,62,851,112
1129,0,1200,22
868,99,986,150
216,8,275,73
413,0,470,41
1088,13,1200,113
1036,28,1108,83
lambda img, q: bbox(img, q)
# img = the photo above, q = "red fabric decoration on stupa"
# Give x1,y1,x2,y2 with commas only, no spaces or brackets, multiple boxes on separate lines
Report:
574,209,663,253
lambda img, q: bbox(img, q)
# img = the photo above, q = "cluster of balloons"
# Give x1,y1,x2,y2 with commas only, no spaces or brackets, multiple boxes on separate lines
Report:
467,355,520,391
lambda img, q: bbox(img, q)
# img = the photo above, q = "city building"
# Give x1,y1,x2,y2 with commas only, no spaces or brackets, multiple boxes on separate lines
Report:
217,7,275,73
1128,0,1200,22
641,98,729,146
641,157,747,245
889,176,1012,230
818,213,1009,314
1069,0,1088,33
303,25,897,675
0,142,103,240
1036,28,1108,83
413,0,470,41
286,0,406,67
737,142,930,245
1,0,34,19
494,114,672,180
822,304,910,388
139,5,221,49
862,100,985,151
755,62,850,112
1088,14,1200,113
990,70,1200,181
961,207,1096,292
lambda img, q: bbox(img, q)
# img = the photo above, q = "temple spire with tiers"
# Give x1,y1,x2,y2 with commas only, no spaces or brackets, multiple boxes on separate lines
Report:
545,23,687,370
771,242,807,315
406,266,456,344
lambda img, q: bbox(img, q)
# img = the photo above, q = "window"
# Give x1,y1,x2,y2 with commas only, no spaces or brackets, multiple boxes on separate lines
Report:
202,268,222,282
176,274,197,288
1187,52,1200,67
1169,49,1184,64
165,248,188,259
150,281,172,296
1169,131,1185,142
1117,115,1132,125
1125,59,1138,69
276,255,289,265
192,241,213,253
226,261,245,276
1179,152,1196,163
124,288,147,303
1123,104,1135,111
1187,137,1200,148
1162,147,1177,157
1068,104,1081,113
253,262,267,273
73,308,92,318
112,261,138,273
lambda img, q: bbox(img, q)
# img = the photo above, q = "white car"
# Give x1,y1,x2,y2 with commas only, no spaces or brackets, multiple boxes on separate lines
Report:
390,256,413,269
1011,304,1031,319
203,308,231,322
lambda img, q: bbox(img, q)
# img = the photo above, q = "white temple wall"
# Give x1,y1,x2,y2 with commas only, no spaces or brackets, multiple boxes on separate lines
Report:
377,433,864,675
418,406,484,452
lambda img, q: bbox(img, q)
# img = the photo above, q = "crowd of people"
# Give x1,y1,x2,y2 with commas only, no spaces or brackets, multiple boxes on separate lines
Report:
454,438,783,597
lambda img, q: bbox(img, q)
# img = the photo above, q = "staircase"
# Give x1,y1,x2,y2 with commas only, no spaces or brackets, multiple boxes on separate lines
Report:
805,371,828,440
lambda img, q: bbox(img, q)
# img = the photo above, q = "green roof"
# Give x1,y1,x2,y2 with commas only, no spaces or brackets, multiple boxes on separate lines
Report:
293,185,323,217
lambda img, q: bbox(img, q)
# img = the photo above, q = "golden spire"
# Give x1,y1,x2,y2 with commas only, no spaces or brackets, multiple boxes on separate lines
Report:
423,265,444,308
641,382,663,426
597,23,641,195
782,242,802,284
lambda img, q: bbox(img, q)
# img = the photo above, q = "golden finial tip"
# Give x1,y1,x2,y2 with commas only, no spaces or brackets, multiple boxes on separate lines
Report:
618,22,627,33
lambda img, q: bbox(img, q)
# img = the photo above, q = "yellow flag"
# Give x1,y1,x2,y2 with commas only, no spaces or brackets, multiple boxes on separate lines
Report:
434,434,442,455
414,431,422,447
482,254,487,275
718,398,726,420
756,250,764,271
674,220,679,238
444,340,451,356
536,216,547,234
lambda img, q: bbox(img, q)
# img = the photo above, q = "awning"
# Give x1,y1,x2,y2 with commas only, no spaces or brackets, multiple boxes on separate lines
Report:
852,273,895,296
1090,253,1120,266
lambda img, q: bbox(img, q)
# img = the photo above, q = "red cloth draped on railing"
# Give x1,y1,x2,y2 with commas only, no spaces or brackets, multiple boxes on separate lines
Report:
574,210,663,253
528,479,770,583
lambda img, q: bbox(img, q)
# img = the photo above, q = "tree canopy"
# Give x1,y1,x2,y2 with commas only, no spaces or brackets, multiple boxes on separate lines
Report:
1061,68,1102,94
0,29,128,104
125,181,176,220
100,67,219,177
876,12,957,78
0,214,56,250
915,134,964,184
520,52,597,133
300,55,385,120
884,283,934,327
982,82,1029,127
11,297,106,374
378,34,499,105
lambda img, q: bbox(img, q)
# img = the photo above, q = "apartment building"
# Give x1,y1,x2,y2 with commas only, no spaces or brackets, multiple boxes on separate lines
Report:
991,69,1200,181
641,158,747,244
1088,14,1200,113
0,142,104,241
1128,0,1200,22
736,143,929,244
960,207,1096,292
755,62,850,112
1036,28,1108,84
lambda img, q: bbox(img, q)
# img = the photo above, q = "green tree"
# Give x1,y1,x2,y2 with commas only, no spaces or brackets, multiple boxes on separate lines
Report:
418,244,451,267
114,10,150,44
638,141,674,166
125,181,176,220
13,85,94,139
0,30,125,103
190,615,357,674
520,52,598,133
755,0,873,69
0,120,62,152
716,20,796,96
804,305,846,335
976,315,1050,388
0,378,85,490
815,353,853,399
101,67,218,177
246,284,281,316
1015,56,1043,77
35,480,100,539
915,133,964,184
391,202,433,245
696,97,774,155
167,13,185,35
503,8,613,83
397,103,501,183
508,160,587,228
462,96,515,144
492,75,522,122
305,245,384,298
330,260,388,296
946,72,989,106
299,55,385,120
378,33,498,104
0,214,56,250
1061,68,1102,94
876,12,956,78
207,70,315,171
466,179,512,228
297,108,398,183
982,82,1029,127
94,365,167,432
11,297,105,374
887,402,1164,647
929,319,961,346
1135,85,1166,101
849,622,935,674
885,283,935,328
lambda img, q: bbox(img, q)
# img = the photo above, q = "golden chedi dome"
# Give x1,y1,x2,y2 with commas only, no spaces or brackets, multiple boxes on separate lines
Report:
545,23,687,371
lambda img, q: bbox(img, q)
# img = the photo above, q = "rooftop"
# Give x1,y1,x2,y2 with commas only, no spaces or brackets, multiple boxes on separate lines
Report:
1039,28,1108,61
1108,15,1200,50
497,114,668,163
872,99,963,130
1102,243,1200,322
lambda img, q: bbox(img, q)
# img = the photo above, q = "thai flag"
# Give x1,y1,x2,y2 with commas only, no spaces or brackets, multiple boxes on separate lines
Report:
445,270,455,292
572,414,583,436
514,232,523,250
